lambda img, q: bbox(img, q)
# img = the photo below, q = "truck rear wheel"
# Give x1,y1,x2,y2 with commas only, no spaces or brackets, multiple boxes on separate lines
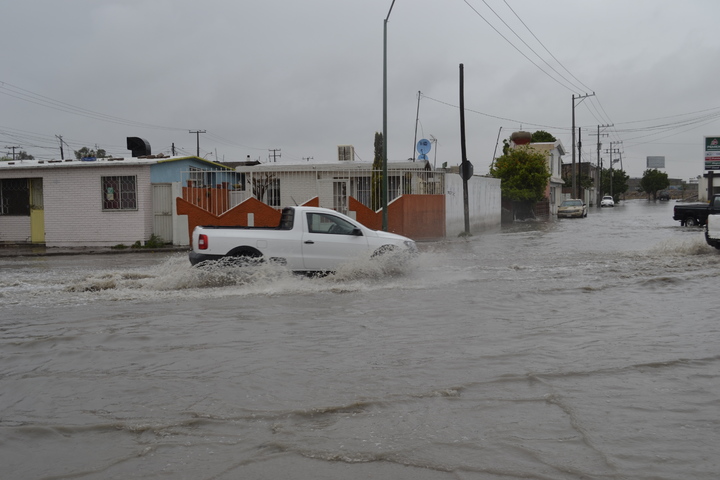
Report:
224,247,263,265
684,216,697,227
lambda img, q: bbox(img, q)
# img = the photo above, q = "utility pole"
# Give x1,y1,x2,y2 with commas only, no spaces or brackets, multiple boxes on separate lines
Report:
4,145,20,161
590,124,611,207
55,135,68,160
189,130,206,157
172,143,176,156
268,148,281,163
578,127,582,200
571,92,595,199
412,90,421,161
605,141,622,198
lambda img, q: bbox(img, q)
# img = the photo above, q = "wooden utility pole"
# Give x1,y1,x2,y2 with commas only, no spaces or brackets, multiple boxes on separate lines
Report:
55,135,67,160
189,130,206,157
590,125,611,207
571,93,595,199
4,145,20,160
268,148,281,162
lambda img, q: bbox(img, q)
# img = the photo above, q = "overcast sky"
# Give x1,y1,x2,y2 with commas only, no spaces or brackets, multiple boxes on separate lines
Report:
2,0,719,180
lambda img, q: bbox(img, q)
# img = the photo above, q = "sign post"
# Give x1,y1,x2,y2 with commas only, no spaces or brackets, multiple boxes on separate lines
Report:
704,136,720,171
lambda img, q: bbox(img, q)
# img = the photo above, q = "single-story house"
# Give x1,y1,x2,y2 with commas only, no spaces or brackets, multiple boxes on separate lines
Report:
0,154,235,247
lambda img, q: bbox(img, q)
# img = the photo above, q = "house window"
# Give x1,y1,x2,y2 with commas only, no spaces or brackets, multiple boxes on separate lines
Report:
333,181,348,214
266,178,281,208
0,178,30,216
102,175,137,211
188,166,209,187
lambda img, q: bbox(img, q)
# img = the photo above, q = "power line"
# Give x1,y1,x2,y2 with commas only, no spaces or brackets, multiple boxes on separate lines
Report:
500,0,594,94
460,0,588,94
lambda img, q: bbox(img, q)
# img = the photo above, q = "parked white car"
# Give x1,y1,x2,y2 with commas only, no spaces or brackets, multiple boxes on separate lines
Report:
601,195,615,207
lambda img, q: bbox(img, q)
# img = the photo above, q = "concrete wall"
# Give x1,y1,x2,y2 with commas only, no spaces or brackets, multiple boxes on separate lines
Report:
445,175,502,236
0,216,31,243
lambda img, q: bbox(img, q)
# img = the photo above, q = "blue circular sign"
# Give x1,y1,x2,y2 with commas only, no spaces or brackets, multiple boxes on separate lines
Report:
417,139,431,155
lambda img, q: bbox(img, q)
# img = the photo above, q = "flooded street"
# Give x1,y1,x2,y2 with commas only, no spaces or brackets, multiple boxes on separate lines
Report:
1,199,719,480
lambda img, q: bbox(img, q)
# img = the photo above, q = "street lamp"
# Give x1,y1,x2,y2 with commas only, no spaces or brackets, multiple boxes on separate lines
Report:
382,0,396,231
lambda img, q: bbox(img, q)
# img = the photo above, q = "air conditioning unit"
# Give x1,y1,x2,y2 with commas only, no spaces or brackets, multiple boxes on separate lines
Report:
338,145,355,161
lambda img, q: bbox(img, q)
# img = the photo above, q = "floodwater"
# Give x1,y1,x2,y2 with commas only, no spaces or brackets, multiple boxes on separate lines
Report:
1,199,718,480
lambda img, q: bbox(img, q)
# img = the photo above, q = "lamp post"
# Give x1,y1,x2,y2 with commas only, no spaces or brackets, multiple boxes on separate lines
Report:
382,0,396,231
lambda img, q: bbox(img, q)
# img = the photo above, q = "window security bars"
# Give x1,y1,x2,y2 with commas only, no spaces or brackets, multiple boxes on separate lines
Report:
102,175,137,211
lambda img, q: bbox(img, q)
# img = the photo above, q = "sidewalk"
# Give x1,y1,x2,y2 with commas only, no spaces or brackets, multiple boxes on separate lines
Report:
0,244,190,258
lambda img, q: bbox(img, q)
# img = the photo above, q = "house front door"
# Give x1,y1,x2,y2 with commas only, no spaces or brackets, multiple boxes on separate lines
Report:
29,178,44,244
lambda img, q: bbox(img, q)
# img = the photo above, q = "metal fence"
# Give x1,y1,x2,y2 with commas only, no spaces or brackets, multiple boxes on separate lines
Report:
180,167,446,216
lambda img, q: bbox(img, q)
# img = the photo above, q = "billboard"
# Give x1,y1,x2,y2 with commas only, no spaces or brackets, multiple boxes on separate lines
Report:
646,156,665,169
704,136,720,170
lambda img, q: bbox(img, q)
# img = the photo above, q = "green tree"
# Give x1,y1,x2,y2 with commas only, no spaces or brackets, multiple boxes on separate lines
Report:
2,150,34,161
562,172,594,191
639,168,670,200
371,132,383,211
600,168,629,201
74,147,107,159
531,130,557,142
490,146,550,219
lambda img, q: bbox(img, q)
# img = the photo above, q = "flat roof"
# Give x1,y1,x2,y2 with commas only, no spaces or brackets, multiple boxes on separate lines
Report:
0,155,231,171
234,159,432,173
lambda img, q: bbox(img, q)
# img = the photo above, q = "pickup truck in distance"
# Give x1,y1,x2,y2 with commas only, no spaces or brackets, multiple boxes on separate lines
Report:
673,200,716,226
189,206,418,272
704,195,720,249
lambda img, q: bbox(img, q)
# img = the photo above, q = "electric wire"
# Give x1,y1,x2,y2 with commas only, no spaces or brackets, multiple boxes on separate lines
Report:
460,0,578,94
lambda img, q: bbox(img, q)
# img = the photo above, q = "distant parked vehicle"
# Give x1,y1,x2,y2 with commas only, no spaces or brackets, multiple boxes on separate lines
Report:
673,201,714,226
558,199,587,218
658,191,671,201
600,196,615,207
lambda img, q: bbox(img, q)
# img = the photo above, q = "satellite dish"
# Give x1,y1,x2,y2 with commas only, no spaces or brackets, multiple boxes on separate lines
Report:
417,139,431,155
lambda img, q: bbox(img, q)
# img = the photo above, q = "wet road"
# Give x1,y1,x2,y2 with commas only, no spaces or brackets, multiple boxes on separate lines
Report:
1,199,718,479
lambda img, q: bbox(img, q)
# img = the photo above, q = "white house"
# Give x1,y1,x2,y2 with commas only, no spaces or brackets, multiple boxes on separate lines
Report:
0,155,234,247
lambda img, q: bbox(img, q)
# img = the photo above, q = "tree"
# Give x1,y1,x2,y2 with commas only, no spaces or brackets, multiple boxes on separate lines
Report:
531,130,557,142
74,147,107,159
248,172,277,203
639,168,670,200
600,168,629,201
371,132,383,211
490,146,550,218
562,172,594,191
2,150,34,161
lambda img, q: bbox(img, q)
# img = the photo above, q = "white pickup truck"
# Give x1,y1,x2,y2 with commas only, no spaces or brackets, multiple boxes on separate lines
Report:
705,213,720,250
189,206,417,272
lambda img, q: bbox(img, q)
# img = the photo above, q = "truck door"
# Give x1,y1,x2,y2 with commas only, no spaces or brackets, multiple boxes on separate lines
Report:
301,212,369,271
